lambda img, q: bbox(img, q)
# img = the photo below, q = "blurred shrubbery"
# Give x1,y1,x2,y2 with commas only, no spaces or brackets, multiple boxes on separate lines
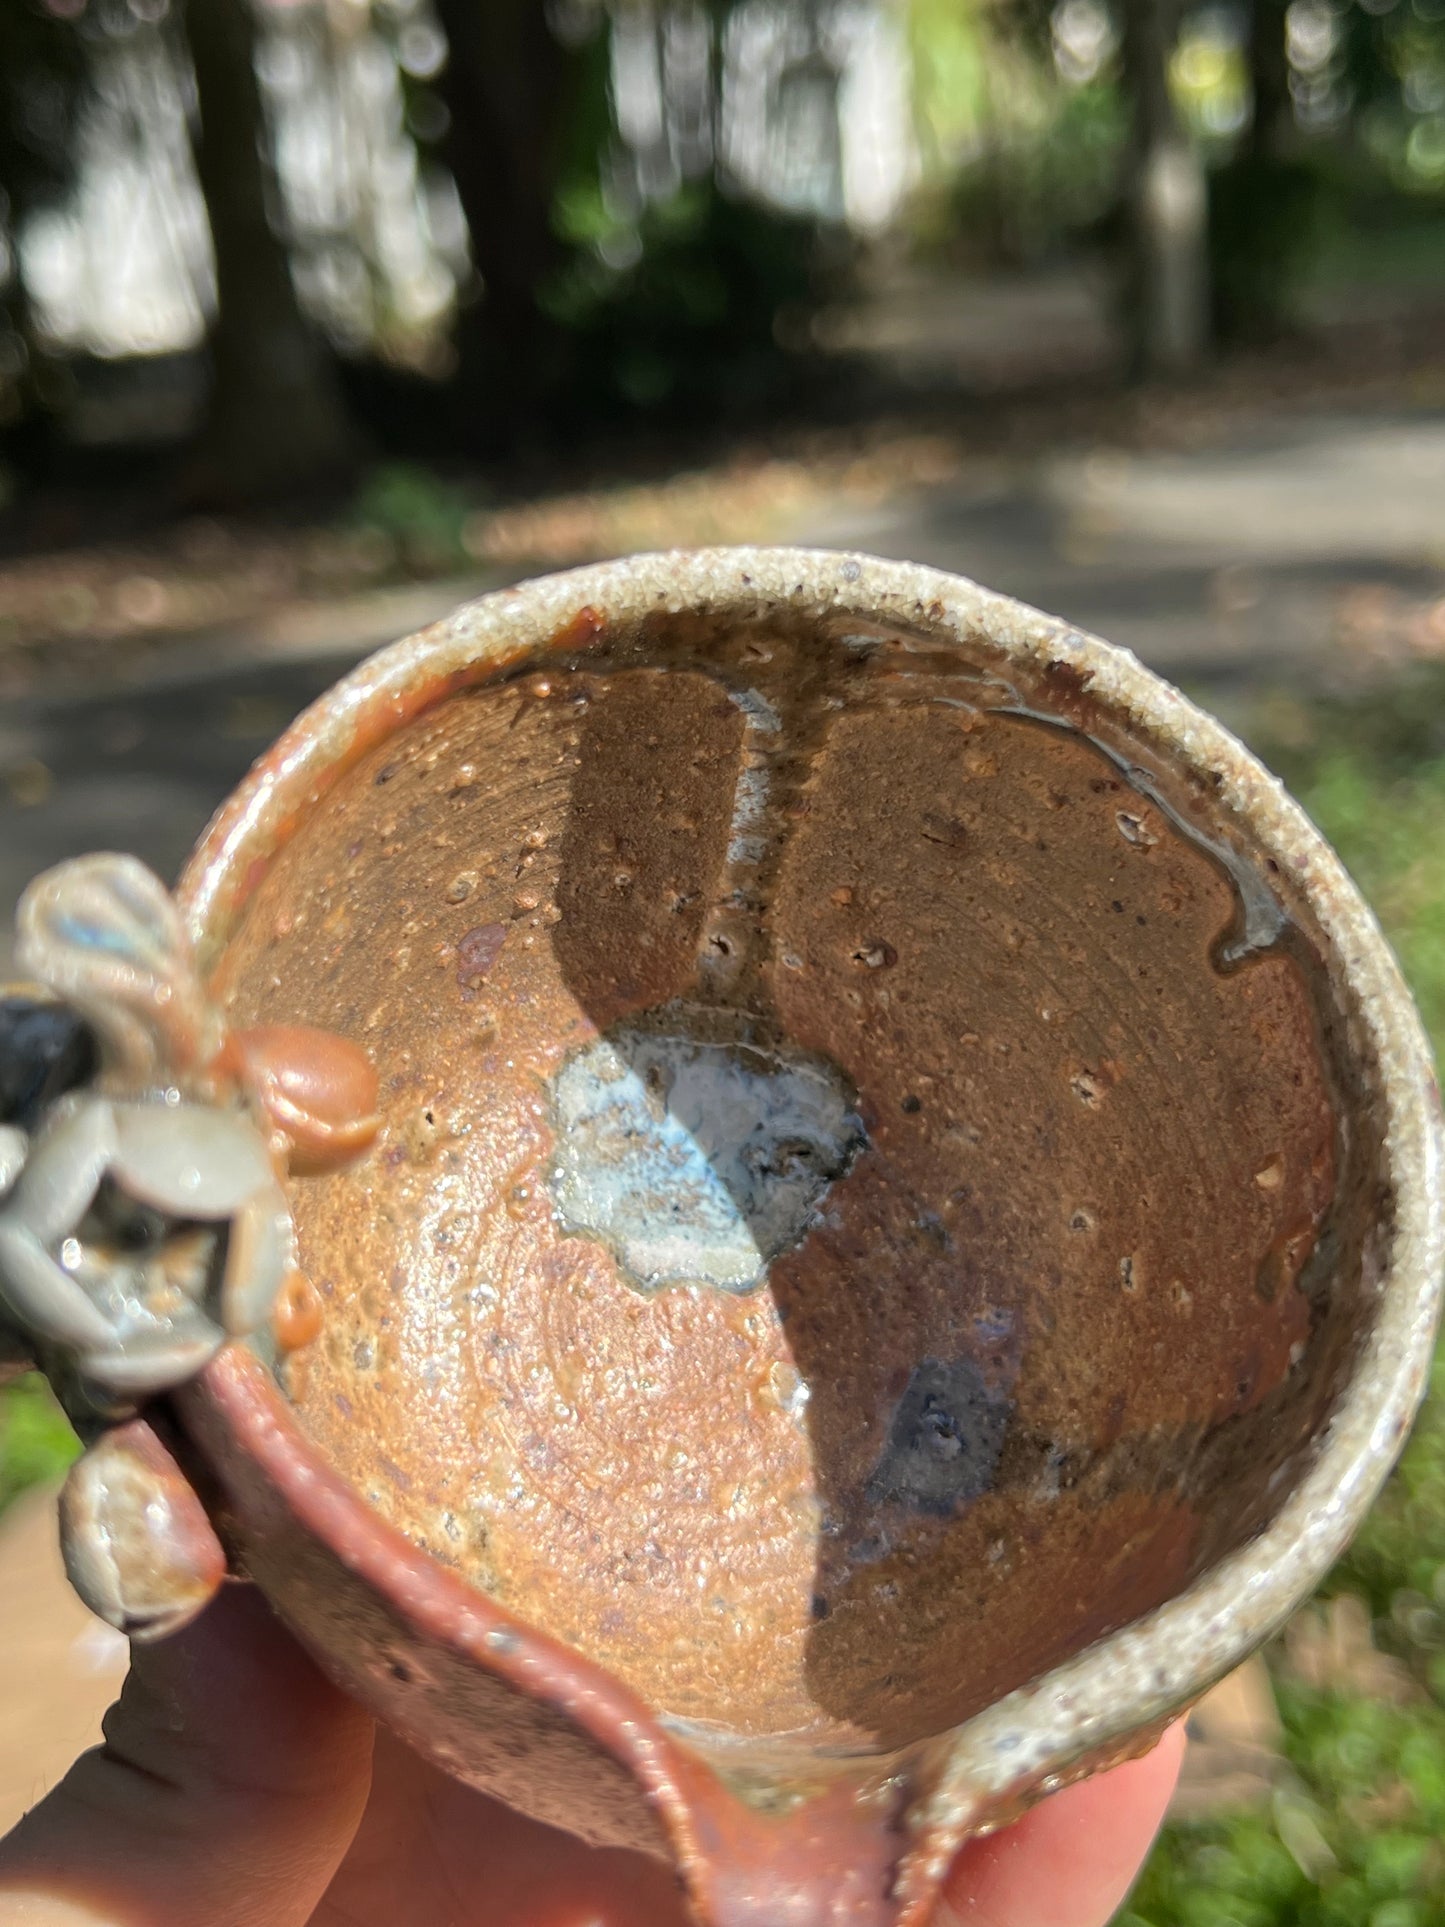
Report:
347,461,477,575
543,179,840,421
928,79,1127,268
0,1373,75,1514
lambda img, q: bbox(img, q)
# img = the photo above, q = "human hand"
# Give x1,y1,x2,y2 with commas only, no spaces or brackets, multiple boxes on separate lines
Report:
0,1586,1183,1926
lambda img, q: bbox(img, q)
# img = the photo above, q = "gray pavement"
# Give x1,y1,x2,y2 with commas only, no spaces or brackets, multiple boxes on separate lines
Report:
3,405,1443,970
797,411,1445,681
0,655,353,975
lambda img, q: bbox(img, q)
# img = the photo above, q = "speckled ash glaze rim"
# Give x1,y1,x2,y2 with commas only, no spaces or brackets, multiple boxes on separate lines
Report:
176,547,1445,1898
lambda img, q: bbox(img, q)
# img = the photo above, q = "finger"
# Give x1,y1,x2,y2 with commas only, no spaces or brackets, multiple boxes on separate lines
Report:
0,1584,374,1927
315,1726,692,1927
938,1720,1186,1927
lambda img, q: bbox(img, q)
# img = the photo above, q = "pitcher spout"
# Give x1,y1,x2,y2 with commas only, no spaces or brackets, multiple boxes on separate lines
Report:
665,1770,945,1927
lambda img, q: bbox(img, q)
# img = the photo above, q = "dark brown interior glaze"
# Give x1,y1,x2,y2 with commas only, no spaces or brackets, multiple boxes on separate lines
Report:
212,612,1378,1760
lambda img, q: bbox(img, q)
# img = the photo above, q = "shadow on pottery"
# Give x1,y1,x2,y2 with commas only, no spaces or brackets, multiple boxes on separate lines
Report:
3,550,1442,1927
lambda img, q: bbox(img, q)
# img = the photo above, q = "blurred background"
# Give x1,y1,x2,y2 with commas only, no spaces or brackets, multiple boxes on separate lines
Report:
2,1,1445,1920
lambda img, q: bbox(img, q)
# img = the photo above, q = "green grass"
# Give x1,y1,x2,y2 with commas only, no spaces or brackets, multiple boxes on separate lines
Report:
6,667,1445,1920
0,1371,78,1512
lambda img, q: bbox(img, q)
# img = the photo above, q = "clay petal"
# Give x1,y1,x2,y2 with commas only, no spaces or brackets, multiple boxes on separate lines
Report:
220,1185,295,1335
237,1023,381,1175
0,1220,116,1350
112,1102,272,1219
16,855,215,1090
0,1126,26,1197
60,1419,227,1640
10,1094,115,1245
81,1326,224,1396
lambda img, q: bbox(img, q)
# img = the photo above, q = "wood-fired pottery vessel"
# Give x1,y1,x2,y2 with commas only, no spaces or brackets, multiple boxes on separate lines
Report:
2,549,1441,1926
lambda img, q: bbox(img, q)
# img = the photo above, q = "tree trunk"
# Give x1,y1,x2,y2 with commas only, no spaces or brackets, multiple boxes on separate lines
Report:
185,0,356,501
1118,0,1209,377
1247,0,1292,161
1210,0,1310,342
430,0,582,442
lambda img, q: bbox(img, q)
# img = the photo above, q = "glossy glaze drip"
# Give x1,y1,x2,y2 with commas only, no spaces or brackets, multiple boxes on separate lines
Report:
997,706,1289,972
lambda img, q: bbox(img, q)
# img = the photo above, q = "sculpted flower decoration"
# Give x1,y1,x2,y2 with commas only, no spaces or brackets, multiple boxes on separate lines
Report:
0,1088,294,1409
0,857,293,1413
0,853,381,1636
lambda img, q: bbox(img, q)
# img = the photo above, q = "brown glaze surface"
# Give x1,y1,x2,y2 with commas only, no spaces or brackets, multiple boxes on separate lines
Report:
181,1346,914,1927
211,613,1368,1765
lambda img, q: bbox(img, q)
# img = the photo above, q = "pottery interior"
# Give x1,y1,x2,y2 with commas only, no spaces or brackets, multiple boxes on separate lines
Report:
208,603,1381,1769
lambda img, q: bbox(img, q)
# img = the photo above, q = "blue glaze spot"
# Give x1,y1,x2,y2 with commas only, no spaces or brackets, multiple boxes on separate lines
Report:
55,912,138,957
548,1021,864,1294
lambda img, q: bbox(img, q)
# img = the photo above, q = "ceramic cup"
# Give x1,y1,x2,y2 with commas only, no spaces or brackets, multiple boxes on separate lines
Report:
2,548,1441,1927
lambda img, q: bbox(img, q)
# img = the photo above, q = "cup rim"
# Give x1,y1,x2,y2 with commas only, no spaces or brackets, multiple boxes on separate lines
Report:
177,544,1445,1859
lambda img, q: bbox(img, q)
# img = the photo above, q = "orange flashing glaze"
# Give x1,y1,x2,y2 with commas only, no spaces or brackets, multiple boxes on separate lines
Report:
190,604,611,945
237,1023,382,1176
549,603,606,654
274,1270,325,1353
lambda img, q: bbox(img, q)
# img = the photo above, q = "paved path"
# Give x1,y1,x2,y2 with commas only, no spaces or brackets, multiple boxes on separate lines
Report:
3,407,1443,966
800,410,1445,682
0,653,354,975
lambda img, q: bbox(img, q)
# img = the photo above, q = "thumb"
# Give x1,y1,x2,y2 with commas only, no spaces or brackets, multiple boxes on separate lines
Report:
938,1720,1186,1927
0,1583,374,1927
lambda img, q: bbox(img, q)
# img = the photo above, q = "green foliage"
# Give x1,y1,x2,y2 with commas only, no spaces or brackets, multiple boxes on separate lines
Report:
542,180,837,419
347,461,477,574
1258,668,1445,1057
906,0,1126,269
942,78,1128,267
907,0,993,172
1132,667,1445,1925
1127,1683,1445,1923
1340,0,1445,179
0,1372,77,1514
